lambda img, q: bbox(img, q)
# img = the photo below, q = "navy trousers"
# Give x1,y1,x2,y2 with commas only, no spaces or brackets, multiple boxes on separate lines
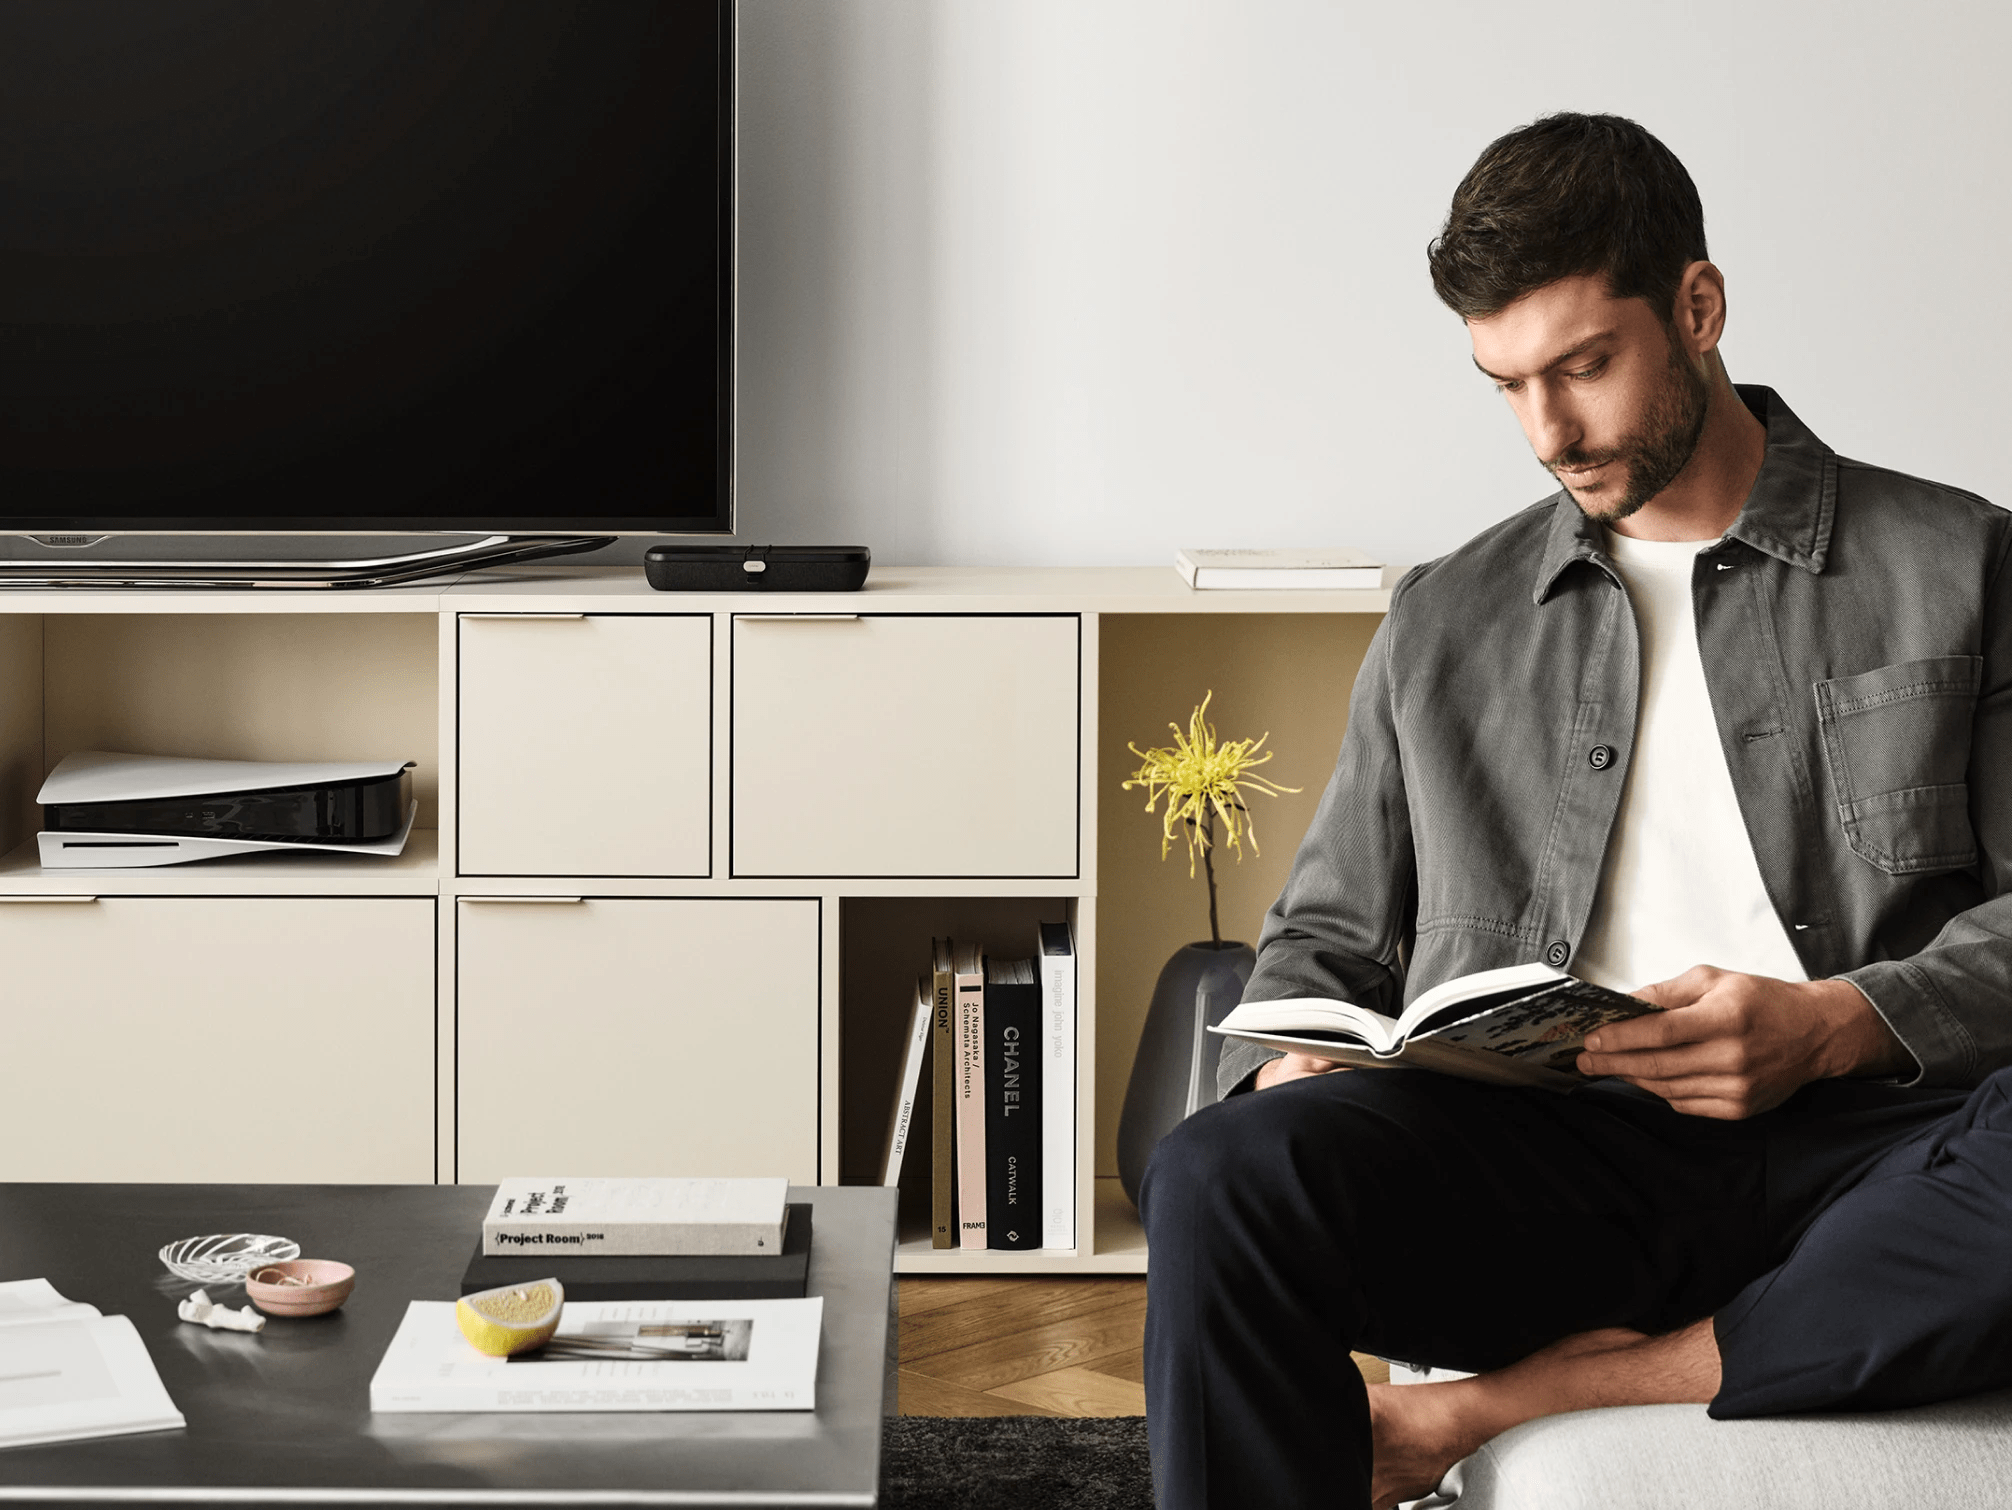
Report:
1139,1066,2012,1509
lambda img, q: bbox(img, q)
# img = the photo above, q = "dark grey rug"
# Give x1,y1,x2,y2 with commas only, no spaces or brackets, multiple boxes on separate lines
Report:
881,1416,1153,1509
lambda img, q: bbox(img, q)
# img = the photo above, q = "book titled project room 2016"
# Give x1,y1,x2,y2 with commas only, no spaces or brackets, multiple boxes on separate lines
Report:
481,1178,790,1258
492,1230,609,1249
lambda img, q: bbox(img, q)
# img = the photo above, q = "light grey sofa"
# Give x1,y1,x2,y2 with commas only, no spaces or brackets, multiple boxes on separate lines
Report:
1410,1393,2012,1508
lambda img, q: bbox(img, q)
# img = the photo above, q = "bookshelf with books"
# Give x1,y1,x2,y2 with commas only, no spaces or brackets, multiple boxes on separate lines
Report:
838,896,1093,1271
0,569,1387,1276
827,595,1379,1274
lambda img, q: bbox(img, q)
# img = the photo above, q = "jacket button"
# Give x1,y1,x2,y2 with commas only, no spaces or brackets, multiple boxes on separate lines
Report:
1545,940,1570,967
1588,745,1614,770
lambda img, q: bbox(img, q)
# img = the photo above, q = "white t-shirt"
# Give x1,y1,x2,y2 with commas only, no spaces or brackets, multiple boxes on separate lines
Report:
1572,531,1806,993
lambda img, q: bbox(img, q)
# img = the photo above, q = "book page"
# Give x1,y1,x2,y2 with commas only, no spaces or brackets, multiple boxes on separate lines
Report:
1421,980,1656,1072
0,1322,118,1410
0,1315,184,1449
0,1278,99,1328
1211,999,1403,1053
1392,961,1568,1038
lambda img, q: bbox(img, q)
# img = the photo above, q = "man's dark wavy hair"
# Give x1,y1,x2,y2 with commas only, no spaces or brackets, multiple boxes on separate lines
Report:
1428,113,1707,322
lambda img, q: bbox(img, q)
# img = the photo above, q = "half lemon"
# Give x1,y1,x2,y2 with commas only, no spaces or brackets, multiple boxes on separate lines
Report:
455,1278,564,1357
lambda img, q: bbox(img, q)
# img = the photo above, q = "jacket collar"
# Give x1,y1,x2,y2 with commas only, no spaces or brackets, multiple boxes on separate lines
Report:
1532,384,1838,604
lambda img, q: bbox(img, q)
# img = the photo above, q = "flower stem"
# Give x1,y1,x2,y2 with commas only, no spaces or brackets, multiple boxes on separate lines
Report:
1202,806,1221,948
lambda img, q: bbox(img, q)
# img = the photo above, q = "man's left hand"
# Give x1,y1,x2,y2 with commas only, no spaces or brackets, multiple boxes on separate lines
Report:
1575,966,1914,1120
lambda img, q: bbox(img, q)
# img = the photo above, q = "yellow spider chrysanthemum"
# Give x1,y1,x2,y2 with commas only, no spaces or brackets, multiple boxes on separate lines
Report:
1122,691,1301,879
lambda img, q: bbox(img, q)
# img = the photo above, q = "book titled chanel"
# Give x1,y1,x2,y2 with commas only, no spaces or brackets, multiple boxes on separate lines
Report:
481,1178,790,1257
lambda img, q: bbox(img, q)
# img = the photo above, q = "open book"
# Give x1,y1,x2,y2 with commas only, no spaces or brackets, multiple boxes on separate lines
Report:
371,1296,822,1412
0,1278,185,1449
1210,962,1658,1090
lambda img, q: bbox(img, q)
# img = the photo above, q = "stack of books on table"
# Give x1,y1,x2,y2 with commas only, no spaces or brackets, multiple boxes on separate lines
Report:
461,1177,812,1300
369,1178,824,1413
880,923,1078,1252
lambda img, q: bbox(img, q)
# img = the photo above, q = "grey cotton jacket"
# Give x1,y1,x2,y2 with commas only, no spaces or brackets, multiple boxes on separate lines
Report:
1220,385,2012,1098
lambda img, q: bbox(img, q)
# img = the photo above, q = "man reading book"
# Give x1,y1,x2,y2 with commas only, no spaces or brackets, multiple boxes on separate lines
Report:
1140,112,2012,1510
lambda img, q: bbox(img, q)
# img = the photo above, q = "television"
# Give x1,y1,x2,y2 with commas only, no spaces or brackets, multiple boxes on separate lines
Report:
0,0,733,585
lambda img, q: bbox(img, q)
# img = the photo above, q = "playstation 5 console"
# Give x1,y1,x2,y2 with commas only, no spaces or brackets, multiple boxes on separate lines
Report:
38,751,417,869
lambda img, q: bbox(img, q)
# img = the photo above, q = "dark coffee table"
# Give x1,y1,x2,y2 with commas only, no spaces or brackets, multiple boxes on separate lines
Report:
0,1183,898,1507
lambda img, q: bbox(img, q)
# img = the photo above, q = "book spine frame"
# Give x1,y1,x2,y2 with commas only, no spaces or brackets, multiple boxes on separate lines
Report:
480,1222,782,1257
883,986,931,1186
930,961,956,1249
1191,569,1383,589
1040,940,1076,1249
986,984,1041,1250
954,967,986,1249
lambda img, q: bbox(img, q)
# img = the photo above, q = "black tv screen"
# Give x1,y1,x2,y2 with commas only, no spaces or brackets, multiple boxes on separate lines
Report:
0,0,732,536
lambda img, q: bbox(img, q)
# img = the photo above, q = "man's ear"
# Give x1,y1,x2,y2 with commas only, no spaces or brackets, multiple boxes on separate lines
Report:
1671,261,1727,357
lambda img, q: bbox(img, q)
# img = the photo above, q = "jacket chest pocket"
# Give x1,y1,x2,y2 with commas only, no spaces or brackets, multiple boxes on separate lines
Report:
1814,655,1981,875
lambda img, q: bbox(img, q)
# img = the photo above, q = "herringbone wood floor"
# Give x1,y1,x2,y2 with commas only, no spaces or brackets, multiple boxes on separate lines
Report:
897,1277,1389,1416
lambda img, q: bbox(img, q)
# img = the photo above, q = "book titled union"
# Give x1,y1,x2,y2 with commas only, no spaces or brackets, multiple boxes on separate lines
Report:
481,1177,790,1258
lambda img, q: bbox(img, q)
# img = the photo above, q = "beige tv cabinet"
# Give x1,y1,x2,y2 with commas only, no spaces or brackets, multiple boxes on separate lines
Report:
0,565,1388,1273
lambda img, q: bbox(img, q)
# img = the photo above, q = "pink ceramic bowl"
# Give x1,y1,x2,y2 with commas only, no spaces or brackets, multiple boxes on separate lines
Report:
245,1259,355,1317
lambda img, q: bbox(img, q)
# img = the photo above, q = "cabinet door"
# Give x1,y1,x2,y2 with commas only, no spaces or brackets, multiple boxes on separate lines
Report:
458,614,712,877
456,898,819,1183
732,615,1080,876
0,897,434,1182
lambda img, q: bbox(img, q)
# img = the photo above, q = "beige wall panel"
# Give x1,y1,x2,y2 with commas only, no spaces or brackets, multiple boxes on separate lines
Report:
1095,612,1378,1177
458,615,711,876
457,898,819,1183
0,616,41,854
43,615,440,826
733,615,1079,876
0,897,434,1182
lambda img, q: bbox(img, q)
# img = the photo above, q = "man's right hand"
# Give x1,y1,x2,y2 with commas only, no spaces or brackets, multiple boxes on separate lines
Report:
1254,1052,1350,1091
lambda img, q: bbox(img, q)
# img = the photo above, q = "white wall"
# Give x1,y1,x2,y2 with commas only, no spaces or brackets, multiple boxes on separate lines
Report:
732,0,2012,568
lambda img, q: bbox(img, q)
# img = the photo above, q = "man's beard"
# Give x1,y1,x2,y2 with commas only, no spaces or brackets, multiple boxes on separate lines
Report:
1547,334,1712,524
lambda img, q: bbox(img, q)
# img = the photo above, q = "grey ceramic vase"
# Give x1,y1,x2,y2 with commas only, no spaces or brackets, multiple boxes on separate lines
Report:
1116,940,1257,1208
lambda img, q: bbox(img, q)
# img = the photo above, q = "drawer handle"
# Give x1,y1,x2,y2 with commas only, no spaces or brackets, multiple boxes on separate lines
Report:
460,613,588,621
736,614,861,622
460,895,586,904
0,895,100,903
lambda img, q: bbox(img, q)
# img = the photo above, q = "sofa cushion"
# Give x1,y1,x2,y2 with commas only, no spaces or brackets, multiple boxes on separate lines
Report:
1414,1392,2012,1509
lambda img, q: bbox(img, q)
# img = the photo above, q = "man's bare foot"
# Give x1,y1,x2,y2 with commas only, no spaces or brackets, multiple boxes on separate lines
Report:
1365,1328,1655,1509
1366,1379,1468,1510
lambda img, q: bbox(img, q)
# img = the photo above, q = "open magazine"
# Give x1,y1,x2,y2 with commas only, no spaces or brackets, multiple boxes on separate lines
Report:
371,1296,823,1412
1210,961,1658,1090
0,1278,185,1450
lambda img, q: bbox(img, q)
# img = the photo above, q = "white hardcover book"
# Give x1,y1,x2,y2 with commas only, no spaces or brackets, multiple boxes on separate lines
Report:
1037,920,1077,1249
482,1177,789,1257
369,1297,823,1412
1174,547,1384,590
881,977,933,1186
0,1302,185,1450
